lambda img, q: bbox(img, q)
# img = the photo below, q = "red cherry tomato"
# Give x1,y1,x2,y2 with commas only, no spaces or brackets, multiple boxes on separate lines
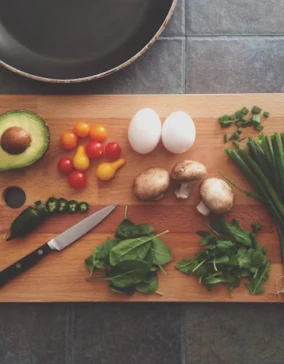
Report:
57,157,74,175
68,171,87,189
86,141,104,160
105,142,121,161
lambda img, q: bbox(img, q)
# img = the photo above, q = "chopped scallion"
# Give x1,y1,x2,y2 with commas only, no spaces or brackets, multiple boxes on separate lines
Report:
255,124,264,132
252,106,262,114
252,114,261,126
241,107,249,115
263,111,270,118
235,110,243,119
219,114,229,123
220,120,233,128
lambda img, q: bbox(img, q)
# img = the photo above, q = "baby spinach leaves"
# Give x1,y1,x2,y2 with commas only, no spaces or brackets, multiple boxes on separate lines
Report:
176,218,270,295
85,207,172,296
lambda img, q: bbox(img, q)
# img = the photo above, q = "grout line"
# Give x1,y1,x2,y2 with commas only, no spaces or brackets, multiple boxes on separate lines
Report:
180,305,188,364
159,36,185,40
182,0,186,94
159,35,284,40
65,304,75,364
182,38,186,94
183,0,187,36
70,304,75,364
182,0,186,37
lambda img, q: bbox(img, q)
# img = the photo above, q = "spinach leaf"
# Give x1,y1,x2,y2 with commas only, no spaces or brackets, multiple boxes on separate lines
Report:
93,238,119,261
87,260,150,288
175,257,192,274
110,234,158,266
136,272,159,294
115,222,155,239
246,261,270,295
109,283,136,296
132,224,155,237
85,255,94,272
211,218,251,246
149,237,172,266
216,240,234,250
115,219,136,239
92,259,108,270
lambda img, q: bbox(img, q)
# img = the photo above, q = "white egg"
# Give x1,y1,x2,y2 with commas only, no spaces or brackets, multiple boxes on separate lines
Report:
162,111,196,154
128,108,162,154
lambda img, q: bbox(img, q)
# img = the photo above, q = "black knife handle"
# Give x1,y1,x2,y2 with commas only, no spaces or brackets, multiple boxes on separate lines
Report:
0,243,52,288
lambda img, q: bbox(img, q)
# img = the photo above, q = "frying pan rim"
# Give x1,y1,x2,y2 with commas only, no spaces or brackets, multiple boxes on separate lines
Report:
0,0,177,83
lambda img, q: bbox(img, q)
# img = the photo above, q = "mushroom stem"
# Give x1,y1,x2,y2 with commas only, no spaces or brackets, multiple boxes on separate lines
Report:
196,200,210,216
175,181,195,200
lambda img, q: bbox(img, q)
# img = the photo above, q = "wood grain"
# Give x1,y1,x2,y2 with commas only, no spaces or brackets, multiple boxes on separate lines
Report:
0,94,283,303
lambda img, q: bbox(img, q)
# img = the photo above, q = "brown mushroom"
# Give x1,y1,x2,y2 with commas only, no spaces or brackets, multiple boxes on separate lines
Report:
196,177,234,216
171,160,207,199
0,127,31,155
133,168,170,201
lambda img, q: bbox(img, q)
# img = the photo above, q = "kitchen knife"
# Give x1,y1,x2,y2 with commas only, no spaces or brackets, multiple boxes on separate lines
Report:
0,204,116,288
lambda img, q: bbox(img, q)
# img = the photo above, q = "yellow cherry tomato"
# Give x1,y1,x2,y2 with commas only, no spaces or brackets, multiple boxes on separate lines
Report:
73,146,90,171
90,125,108,142
96,158,125,181
60,131,78,150
73,121,90,138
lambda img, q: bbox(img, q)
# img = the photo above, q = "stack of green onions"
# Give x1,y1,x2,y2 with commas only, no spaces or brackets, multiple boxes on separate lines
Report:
224,133,284,263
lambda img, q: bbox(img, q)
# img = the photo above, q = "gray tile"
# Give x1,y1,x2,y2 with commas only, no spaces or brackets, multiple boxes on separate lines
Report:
186,37,284,93
73,303,181,364
186,0,284,35
184,303,284,364
163,0,185,36
0,304,68,364
0,39,184,94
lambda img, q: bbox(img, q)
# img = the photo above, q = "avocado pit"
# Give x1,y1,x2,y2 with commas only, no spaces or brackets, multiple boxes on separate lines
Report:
0,126,32,155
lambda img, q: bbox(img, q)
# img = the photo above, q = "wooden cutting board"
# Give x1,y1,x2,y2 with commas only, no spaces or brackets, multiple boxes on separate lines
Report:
0,94,283,303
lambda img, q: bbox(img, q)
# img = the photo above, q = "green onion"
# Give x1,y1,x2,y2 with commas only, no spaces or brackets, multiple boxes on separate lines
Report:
252,114,261,126
235,110,243,119
252,106,262,114
219,115,229,123
241,107,249,115
229,132,240,141
263,111,270,118
224,133,284,264
224,134,228,143
255,124,264,132
229,114,236,120
220,120,233,128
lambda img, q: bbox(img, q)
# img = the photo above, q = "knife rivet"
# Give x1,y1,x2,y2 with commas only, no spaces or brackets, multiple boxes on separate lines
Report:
38,249,43,255
16,263,21,269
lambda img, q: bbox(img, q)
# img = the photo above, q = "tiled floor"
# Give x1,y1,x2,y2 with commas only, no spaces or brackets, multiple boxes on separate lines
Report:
1,0,284,363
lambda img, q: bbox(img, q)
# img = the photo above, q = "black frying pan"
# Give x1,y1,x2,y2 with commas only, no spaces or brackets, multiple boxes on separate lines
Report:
0,0,176,83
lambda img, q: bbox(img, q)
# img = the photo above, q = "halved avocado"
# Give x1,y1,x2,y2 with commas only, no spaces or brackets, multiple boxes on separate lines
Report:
0,110,50,171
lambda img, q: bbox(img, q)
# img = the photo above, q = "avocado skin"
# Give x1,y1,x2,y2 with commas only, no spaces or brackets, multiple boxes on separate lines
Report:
0,110,50,171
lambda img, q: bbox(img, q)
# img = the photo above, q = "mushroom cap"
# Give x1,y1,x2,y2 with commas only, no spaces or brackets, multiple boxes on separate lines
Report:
200,178,234,214
171,160,207,182
133,168,170,201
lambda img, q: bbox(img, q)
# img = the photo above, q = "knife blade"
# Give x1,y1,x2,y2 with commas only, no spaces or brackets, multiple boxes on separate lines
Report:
0,204,116,288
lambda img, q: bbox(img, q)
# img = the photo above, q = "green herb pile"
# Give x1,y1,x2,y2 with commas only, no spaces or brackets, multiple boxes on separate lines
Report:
85,207,172,295
223,132,284,264
176,219,270,294
220,105,269,143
